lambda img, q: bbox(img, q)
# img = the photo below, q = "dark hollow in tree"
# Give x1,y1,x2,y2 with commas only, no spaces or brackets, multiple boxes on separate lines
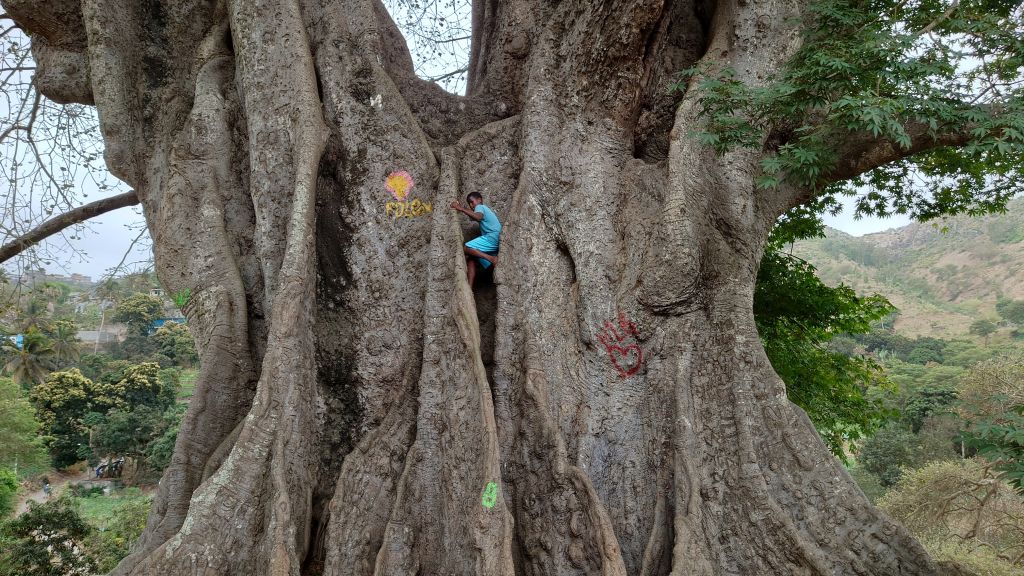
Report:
4,0,1009,573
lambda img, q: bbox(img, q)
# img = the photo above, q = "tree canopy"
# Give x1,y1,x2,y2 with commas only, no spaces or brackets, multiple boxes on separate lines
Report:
677,0,1023,221
111,294,163,337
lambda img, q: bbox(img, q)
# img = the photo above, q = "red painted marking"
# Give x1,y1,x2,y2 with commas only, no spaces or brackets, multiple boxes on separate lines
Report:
604,321,623,341
606,343,643,377
618,311,638,336
597,312,643,378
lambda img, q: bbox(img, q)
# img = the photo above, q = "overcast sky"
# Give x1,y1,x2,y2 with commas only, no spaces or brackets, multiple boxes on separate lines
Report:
49,200,151,280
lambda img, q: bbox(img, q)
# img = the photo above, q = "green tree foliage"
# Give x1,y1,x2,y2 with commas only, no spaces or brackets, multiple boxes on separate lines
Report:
962,406,1024,491
884,359,965,395
95,359,133,385
674,0,1024,217
0,377,47,476
99,362,174,409
30,363,175,472
0,469,18,518
111,293,164,336
995,298,1024,326
44,320,80,368
903,384,958,432
91,404,183,481
755,245,897,457
141,404,185,475
858,422,923,486
90,406,162,460
89,363,180,479
969,318,998,345
113,333,158,361
904,337,947,364
75,353,115,382
1,327,55,388
0,497,98,576
856,331,963,365
29,369,97,468
151,321,197,367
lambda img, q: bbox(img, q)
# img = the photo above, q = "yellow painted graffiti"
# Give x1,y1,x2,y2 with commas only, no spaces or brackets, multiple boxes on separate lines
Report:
385,198,434,218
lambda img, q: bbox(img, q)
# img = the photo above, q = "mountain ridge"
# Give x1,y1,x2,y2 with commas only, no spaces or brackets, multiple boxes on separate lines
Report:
793,197,1024,338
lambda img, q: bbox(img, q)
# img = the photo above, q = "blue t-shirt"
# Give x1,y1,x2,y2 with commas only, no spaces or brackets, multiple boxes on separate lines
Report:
475,204,502,238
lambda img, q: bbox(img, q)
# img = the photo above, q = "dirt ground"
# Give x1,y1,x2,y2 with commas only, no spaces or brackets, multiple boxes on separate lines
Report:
14,467,114,516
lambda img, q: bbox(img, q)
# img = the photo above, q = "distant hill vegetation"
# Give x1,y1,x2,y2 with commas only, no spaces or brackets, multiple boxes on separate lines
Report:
793,197,1024,339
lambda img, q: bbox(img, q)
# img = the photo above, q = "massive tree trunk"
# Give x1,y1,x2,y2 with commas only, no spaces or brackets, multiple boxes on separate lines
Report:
6,0,942,573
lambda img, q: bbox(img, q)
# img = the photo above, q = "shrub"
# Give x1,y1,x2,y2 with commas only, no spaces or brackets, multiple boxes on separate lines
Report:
906,346,942,365
67,484,105,498
858,423,921,486
0,497,98,576
879,459,1024,572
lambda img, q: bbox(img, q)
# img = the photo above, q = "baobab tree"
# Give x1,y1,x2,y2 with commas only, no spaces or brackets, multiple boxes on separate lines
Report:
3,0,1022,575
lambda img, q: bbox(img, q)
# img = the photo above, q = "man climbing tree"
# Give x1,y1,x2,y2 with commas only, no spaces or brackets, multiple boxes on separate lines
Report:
451,192,502,286
1,0,1021,574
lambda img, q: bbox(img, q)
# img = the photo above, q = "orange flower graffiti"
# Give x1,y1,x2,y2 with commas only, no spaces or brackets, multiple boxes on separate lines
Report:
385,170,415,201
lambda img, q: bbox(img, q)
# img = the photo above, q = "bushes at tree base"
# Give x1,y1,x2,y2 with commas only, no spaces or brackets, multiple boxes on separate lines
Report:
878,459,1024,575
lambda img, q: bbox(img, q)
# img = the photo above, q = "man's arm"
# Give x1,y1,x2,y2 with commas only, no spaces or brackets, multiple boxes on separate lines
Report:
450,202,484,221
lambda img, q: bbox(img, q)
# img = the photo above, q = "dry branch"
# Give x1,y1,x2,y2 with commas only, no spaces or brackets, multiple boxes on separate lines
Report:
0,189,139,263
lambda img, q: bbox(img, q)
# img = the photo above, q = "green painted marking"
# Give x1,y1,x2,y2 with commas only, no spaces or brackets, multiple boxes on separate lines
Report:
481,481,498,508
173,288,192,309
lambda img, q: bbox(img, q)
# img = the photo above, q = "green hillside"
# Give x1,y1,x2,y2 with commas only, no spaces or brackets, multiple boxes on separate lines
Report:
793,197,1024,338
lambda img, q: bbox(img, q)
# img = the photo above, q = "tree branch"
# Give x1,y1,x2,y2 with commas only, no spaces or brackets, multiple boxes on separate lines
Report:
0,190,140,263
821,119,977,186
422,66,468,83
913,0,959,39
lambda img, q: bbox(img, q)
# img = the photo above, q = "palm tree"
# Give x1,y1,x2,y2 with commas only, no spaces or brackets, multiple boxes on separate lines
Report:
2,327,56,388
50,320,81,367
20,299,49,331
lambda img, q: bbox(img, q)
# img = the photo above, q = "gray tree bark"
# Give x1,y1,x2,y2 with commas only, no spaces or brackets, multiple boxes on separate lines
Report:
5,0,947,573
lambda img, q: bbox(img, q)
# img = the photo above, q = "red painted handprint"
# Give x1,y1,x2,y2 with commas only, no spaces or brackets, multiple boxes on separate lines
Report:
596,312,643,378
